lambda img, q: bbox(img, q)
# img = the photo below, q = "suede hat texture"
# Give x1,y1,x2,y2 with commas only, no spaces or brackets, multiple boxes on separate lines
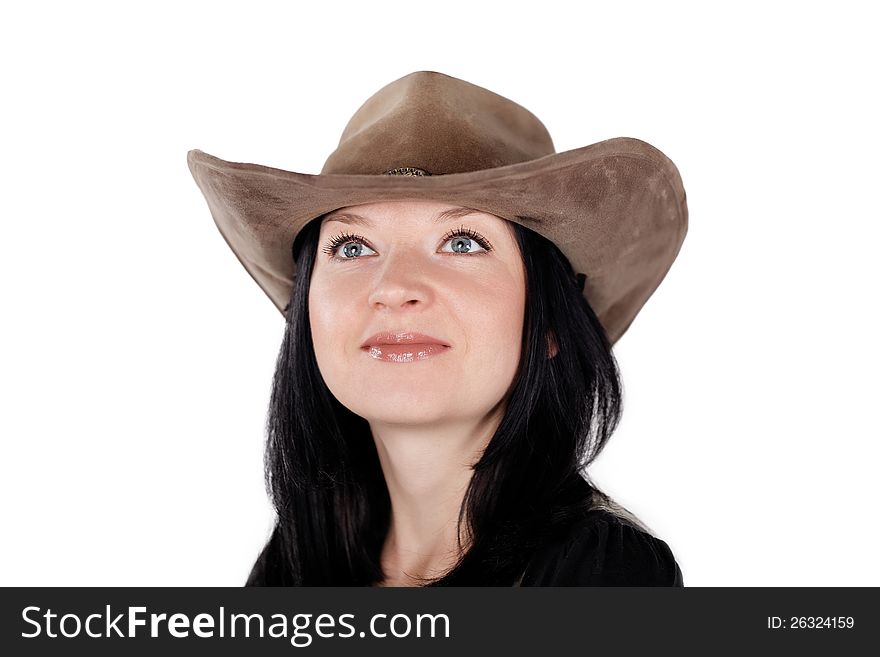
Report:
186,70,688,346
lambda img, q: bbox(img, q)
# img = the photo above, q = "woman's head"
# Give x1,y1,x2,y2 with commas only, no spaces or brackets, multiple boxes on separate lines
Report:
308,200,533,430
256,199,623,585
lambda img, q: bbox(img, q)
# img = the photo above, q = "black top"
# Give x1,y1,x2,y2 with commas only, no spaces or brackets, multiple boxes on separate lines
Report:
246,508,683,586
517,509,683,586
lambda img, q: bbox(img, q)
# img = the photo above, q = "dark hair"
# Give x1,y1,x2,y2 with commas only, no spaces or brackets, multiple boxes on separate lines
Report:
246,213,641,586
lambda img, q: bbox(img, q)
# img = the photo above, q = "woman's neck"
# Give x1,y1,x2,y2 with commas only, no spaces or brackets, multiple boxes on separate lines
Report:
368,413,500,585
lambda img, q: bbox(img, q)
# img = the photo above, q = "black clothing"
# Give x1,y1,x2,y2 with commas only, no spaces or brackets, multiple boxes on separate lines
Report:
516,508,683,586
245,507,683,586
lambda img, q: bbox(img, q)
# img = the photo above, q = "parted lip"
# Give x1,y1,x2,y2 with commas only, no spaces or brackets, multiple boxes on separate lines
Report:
361,331,450,348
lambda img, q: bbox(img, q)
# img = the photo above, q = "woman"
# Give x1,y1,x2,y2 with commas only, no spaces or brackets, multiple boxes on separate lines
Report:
187,71,688,586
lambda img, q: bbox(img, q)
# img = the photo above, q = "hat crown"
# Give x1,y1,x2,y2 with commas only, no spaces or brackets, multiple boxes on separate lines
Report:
320,71,556,176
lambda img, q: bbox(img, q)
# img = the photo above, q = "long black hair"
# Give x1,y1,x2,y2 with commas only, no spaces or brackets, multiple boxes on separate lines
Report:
246,212,641,586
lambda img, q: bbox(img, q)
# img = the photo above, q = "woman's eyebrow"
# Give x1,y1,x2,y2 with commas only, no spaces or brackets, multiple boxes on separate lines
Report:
323,207,486,228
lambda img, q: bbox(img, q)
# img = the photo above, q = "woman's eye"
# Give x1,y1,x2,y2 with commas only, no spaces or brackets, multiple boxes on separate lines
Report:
439,235,487,254
336,241,377,259
441,226,492,253
321,232,376,260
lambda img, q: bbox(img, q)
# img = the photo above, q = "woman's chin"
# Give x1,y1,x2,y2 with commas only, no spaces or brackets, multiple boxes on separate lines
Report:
346,401,450,427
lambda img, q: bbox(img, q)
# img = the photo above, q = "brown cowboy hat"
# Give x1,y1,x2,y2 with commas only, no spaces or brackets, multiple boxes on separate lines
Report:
186,70,688,346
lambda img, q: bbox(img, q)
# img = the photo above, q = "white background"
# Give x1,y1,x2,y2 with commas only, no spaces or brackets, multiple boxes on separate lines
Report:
1,1,877,586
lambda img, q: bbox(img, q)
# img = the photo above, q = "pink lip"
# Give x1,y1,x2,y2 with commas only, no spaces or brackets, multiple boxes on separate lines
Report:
360,331,451,363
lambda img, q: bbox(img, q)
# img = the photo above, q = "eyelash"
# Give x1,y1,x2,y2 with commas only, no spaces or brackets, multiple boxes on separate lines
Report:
321,225,494,260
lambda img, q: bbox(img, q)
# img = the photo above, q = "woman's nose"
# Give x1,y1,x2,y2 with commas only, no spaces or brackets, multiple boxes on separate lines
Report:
366,249,433,309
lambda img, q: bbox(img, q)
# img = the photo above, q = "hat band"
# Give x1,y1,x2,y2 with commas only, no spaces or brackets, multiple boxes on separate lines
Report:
384,166,432,176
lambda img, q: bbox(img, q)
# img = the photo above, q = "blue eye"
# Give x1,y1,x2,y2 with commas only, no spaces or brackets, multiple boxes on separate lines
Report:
321,232,377,259
439,227,491,254
322,227,493,261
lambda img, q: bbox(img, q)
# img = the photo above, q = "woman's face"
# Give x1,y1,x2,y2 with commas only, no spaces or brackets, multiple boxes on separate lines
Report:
308,200,526,427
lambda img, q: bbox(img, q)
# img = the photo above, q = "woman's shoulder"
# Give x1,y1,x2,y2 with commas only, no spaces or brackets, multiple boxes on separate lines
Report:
519,508,684,587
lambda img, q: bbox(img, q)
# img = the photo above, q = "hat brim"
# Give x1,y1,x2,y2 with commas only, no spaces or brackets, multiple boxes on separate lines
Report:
186,137,687,346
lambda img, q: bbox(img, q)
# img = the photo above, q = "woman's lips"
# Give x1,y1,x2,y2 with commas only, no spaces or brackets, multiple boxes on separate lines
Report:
359,330,451,362
361,343,451,363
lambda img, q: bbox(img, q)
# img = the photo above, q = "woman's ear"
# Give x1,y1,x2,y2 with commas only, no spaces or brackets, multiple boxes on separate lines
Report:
546,330,558,359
